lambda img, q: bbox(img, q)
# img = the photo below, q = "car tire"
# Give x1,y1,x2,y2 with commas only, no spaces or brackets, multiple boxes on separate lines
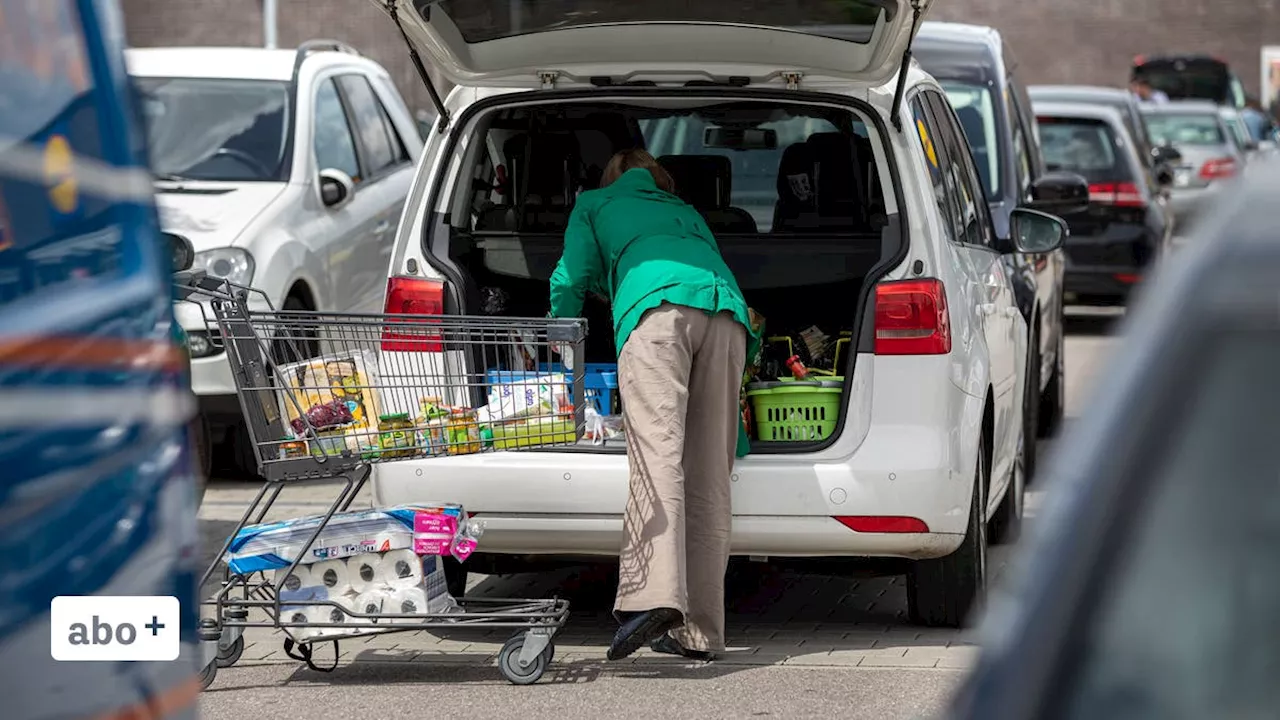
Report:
1037,311,1065,438
989,432,1024,545
442,556,468,598
228,423,259,479
1023,325,1041,484
907,446,988,628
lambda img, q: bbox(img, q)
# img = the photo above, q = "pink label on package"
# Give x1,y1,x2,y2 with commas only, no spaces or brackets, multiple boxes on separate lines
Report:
413,513,459,555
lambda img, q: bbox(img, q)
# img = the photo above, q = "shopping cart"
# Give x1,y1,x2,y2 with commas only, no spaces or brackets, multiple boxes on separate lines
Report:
176,271,585,688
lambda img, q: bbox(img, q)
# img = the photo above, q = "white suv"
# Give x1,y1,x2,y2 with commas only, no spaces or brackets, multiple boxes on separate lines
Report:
127,42,423,473
369,0,1065,626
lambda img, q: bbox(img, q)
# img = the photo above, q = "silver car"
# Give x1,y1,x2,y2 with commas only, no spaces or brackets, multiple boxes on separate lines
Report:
1140,101,1243,231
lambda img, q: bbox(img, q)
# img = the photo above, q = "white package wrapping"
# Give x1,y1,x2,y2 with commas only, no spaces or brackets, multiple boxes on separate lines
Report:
275,549,460,643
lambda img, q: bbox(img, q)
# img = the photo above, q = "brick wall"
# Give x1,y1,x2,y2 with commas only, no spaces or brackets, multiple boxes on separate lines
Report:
120,0,1279,110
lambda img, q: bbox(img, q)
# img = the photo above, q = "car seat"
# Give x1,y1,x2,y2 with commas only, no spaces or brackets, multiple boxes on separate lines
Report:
657,154,758,233
772,133,865,232
476,132,582,232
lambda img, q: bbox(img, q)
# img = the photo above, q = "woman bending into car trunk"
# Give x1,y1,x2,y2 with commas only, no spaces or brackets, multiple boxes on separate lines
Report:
548,148,760,662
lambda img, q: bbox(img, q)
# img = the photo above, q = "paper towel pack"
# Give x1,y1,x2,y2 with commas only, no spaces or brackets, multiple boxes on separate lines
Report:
225,504,467,575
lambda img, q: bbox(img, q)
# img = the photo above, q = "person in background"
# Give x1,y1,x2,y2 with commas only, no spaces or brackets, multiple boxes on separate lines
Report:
1130,73,1170,104
1242,96,1277,143
548,148,760,663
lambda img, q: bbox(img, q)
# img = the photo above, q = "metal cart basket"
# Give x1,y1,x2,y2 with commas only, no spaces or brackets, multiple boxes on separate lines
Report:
177,271,586,688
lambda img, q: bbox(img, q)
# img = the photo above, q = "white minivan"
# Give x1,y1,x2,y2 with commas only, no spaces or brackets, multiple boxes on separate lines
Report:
368,0,1065,627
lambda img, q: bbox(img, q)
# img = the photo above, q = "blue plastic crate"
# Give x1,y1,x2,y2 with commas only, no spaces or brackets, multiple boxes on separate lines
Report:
486,363,618,414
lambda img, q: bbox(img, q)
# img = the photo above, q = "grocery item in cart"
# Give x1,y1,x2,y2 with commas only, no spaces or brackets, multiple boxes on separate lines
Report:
377,413,416,458
273,551,459,642
225,504,469,575
277,350,383,452
476,372,572,425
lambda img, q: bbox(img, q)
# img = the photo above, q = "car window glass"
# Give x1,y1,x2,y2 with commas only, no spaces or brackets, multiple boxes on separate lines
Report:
372,81,410,164
1143,113,1226,146
926,91,989,247
1006,88,1033,197
1055,331,1280,720
939,81,1001,200
910,94,958,243
1037,116,1134,184
336,74,396,175
313,78,360,181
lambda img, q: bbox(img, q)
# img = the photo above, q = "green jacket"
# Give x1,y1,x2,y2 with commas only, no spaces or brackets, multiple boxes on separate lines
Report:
549,167,759,456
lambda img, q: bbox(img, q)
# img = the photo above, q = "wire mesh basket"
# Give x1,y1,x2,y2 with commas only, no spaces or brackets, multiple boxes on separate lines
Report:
177,273,589,481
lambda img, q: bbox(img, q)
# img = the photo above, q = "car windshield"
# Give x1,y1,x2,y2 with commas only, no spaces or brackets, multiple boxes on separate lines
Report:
1142,113,1225,146
134,77,291,182
1036,116,1130,183
940,81,1001,199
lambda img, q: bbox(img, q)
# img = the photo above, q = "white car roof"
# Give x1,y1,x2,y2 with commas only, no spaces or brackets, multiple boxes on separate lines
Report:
124,46,385,81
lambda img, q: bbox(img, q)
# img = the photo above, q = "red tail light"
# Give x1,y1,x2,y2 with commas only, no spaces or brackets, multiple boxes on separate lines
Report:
1199,157,1236,179
834,516,930,533
1114,273,1142,284
874,279,951,355
382,276,445,352
1088,182,1146,208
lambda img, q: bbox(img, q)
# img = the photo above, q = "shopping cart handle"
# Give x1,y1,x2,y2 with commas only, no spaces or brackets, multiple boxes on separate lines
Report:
546,318,588,343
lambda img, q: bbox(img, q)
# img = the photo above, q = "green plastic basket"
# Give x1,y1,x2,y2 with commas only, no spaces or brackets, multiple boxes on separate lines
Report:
746,381,843,442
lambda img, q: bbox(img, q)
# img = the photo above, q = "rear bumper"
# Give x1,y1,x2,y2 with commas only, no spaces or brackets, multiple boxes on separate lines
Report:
457,512,963,560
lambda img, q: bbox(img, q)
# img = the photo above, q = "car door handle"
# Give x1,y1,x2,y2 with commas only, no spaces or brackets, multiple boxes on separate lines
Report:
374,220,392,235
1003,307,1019,318
979,304,997,317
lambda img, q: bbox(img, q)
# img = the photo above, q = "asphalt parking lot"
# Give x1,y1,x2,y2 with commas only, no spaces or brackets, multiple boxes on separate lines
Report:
197,311,1121,720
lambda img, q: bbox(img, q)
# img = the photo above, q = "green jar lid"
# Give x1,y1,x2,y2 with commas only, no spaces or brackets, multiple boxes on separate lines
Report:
379,413,410,421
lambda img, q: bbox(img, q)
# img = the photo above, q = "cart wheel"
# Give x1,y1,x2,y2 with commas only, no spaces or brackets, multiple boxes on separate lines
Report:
199,659,218,690
498,635,550,685
215,635,244,668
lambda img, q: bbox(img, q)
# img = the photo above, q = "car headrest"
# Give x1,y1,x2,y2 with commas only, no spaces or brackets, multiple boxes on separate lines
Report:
954,106,986,146
658,155,733,209
503,132,581,206
776,141,818,207
804,133,860,206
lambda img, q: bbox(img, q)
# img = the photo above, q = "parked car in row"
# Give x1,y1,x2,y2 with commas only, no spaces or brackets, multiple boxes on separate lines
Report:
914,21,1089,479
126,41,423,475
1132,53,1249,109
947,159,1279,720
367,0,1068,627
1031,101,1175,306
1027,84,1183,178
1140,101,1246,232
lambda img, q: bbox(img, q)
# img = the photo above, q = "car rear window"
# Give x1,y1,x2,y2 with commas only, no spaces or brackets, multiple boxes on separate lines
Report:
437,0,890,44
1036,116,1131,183
1143,113,1225,146
1136,61,1231,104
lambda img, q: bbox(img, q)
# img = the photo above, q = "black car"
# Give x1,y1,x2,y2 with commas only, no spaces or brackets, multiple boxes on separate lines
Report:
1133,53,1249,108
1026,85,1184,175
1029,101,1175,306
914,22,1089,474
945,162,1278,720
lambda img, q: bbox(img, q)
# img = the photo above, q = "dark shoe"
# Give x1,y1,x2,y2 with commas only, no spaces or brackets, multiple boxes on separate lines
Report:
650,634,716,662
606,607,681,661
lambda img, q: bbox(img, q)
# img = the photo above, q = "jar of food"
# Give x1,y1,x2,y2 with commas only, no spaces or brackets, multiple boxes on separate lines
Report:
444,409,481,455
313,429,346,456
278,438,308,460
377,413,415,458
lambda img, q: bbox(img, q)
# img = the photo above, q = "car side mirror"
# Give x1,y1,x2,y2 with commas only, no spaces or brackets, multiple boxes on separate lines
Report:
166,232,194,272
1009,208,1067,254
1026,171,1090,215
319,169,355,209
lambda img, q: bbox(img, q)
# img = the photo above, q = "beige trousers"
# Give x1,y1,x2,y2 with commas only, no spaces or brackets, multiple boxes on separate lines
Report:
614,304,747,652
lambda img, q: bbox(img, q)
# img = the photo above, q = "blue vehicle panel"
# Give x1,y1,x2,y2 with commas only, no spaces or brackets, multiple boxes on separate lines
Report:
0,1,201,718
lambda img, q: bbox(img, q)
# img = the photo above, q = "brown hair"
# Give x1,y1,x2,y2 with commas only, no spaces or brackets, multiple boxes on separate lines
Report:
600,148,676,193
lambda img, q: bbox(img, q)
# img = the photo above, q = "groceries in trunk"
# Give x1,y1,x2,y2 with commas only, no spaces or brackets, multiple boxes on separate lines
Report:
741,313,851,444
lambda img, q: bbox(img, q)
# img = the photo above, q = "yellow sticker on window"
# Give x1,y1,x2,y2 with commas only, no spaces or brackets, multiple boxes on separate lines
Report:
916,118,939,169
44,134,78,214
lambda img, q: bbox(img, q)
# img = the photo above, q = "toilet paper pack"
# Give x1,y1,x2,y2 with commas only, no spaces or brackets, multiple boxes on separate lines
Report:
225,504,467,575
275,550,460,642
